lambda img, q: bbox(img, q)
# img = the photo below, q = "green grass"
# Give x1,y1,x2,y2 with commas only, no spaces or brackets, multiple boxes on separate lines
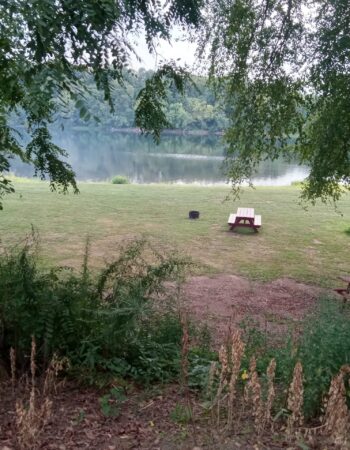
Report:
1,179,349,286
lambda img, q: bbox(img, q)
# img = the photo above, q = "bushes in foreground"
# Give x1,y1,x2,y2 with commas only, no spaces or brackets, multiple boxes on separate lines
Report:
288,299,350,417
241,298,350,418
0,235,194,384
1,232,348,423
204,329,349,448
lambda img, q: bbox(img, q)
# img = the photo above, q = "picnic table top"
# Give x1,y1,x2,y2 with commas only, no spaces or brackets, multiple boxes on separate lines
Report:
236,207,255,219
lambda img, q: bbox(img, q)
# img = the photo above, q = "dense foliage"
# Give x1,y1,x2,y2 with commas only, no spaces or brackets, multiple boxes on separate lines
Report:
44,70,228,133
0,236,199,384
0,0,202,208
242,298,350,418
199,0,350,202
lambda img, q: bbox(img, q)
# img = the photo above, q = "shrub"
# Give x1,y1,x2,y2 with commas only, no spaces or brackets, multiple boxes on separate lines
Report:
111,175,129,184
0,233,196,385
295,299,350,417
241,297,350,418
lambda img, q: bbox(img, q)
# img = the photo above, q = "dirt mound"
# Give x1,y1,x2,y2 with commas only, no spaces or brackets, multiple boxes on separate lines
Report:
183,275,324,342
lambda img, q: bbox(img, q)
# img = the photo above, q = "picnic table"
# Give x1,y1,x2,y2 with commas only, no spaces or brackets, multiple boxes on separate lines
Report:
334,275,350,302
228,207,262,232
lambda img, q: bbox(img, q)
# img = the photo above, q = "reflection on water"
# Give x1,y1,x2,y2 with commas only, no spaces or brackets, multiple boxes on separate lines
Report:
11,128,309,185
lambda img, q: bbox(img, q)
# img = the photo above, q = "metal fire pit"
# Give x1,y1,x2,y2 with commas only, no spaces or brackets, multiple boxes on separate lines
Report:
189,210,200,219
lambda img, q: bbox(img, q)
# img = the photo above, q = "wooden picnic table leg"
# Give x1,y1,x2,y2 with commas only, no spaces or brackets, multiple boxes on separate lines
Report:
231,220,240,230
230,218,245,230
248,218,259,232
230,217,243,231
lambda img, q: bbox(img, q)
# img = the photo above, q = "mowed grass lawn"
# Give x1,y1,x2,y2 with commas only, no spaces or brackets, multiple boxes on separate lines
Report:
1,179,349,286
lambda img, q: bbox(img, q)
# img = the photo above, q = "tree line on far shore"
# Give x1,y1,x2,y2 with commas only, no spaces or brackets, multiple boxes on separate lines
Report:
12,70,229,133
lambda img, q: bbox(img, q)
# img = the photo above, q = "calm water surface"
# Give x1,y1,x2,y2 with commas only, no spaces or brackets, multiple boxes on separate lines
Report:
12,129,309,185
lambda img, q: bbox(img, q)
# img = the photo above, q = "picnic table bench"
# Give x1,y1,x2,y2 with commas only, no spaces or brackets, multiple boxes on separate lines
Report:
228,207,262,232
334,275,350,303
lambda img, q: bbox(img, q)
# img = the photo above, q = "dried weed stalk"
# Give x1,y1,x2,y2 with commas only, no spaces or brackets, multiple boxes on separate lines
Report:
10,347,16,390
244,356,257,405
43,353,70,395
251,365,263,432
206,361,217,399
215,344,228,426
15,337,52,449
287,361,304,435
16,396,52,450
323,365,350,447
264,358,276,430
180,312,190,388
243,356,263,432
227,329,245,428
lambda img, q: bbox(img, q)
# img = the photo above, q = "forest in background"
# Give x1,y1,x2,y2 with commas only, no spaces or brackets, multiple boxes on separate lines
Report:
11,70,229,133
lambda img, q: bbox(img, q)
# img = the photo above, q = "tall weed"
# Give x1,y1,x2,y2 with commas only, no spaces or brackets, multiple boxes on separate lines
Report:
0,234,193,384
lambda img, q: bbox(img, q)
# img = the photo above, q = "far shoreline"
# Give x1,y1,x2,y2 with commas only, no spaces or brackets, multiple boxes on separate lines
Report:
51,124,225,136
110,127,225,136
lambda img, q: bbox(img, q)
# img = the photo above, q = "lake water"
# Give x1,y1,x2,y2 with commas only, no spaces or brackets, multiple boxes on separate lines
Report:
12,128,309,185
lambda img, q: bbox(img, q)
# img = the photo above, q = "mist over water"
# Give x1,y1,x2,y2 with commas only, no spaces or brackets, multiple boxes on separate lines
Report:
11,129,309,185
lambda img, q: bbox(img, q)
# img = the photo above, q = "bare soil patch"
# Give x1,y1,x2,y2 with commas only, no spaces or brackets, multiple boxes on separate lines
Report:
183,275,324,342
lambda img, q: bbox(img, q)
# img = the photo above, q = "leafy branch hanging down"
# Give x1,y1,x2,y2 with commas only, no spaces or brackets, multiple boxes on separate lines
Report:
0,0,203,209
198,0,350,203
135,62,196,143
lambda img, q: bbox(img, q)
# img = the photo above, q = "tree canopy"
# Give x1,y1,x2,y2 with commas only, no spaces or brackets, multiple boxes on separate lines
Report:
1,0,349,206
0,0,201,208
198,0,350,203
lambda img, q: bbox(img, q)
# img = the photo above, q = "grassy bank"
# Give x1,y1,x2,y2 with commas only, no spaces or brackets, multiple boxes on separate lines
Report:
0,179,349,286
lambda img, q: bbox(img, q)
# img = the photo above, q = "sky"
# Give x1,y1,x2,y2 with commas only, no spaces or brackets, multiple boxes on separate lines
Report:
130,28,197,70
